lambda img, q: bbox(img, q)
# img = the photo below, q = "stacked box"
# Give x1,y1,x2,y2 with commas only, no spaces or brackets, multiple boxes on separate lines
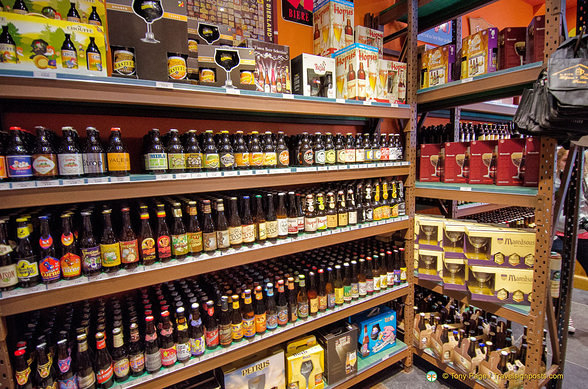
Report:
197,45,256,90
239,39,291,94
355,26,383,58
496,138,525,186
467,264,533,305
222,348,285,389
467,140,496,185
377,60,406,104
316,323,358,384
440,142,468,183
465,227,535,269
333,43,379,101
498,27,526,70
418,144,442,182
187,20,234,82
421,44,455,88
523,136,540,187
442,222,468,292
286,336,325,389
526,15,545,64
349,306,396,358
291,53,336,98
313,0,355,57
461,28,498,78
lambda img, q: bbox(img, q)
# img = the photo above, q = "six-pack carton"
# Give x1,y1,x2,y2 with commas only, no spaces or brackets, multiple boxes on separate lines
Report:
498,27,527,70
421,44,455,88
313,0,355,57
377,60,407,103
291,53,336,98
461,28,498,78
222,348,285,389
333,43,379,101
355,26,383,58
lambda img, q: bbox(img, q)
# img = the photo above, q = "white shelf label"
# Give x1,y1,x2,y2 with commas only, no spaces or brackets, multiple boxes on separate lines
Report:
110,176,131,183
207,172,222,178
363,100,372,106
318,166,328,171
327,165,338,171
459,187,472,191
175,173,191,180
336,98,345,104
223,171,238,177
239,170,253,176
191,173,205,179
273,168,290,174
155,81,173,89
155,174,172,181
297,167,317,172
11,181,36,189
61,178,85,186
254,170,268,175
391,103,399,108
282,93,294,99
338,165,348,170
367,163,377,168
225,88,241,95
36,179,60,187
0,183,10,191
461,77,474,84
86,177,109,185
33,71,56,79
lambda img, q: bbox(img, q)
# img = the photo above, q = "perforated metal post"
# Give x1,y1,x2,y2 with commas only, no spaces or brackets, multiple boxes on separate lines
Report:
0,318,14,389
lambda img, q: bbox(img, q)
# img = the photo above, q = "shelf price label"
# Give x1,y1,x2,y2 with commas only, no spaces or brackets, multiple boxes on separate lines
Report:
225,88,241,95
155,81,174,89
459,187,472,191
33,71,57,79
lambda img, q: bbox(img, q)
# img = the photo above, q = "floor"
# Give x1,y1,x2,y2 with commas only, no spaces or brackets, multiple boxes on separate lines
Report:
357,288,588,388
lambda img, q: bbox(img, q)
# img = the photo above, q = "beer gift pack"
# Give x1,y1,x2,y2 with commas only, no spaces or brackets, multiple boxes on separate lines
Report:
187,20,234,82
238,39,292,94
467,264,533,305
221,348,286,389
523,137,540,187
467,140,496,185
498,27,527,70
440,142,468,184
377,60,407,104
465,226,535,269
421,44,455,88
418,143,442,182
461,27,498,78
496,138,525,186
313,0,354,57
350,306,396,358
416,248,443,282
197,44,256,90
291,53,336,98
286,335,325,389
526,15,545,64
355,26,383,58
106,0,189,82
333,43,379,101
23,0,107,25
316,323,358,384
0,12,107,77
442,222,468,292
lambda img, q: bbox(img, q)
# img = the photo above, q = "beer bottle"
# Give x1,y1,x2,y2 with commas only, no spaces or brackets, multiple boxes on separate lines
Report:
138,206,156,266
60,213,81,279
333,133,345,164
218,131,235,170
204,300,219,349
313,132,326,166
171,203,188,259
32,127,58,179
397,181,406,217
11,0,28,14
276,192,288,239
388,250,397,286
304,194,317,233
287,192,298,236
363,182,374,222
333,265,344,306
214,199,230,250
363,133,372,162
266,194,279,241
58,127,84,178
399,247,407,283
128,323,145,377
233,131,250,170
201,200,217,252
276,280,288,326
0,25,17,64
111,327,129,382
366,257,375,295
118,207,139,269
317,269,327,312
230,295,244,341
351,260,359,299
306,272,318,316
372,255,381,292
201,130,219,171
175,307,191,361
296,193,305,232
297,274,309,319
248,131,264,169
79,211,101,275
298,133,314,166
346,188,358,225
241,290,256,338
326,192,338,229
380,180,390,220
263,131,277,168
325,267,335,309
86,37,102,72
344,133,356,164
144,129,168,173
67,2,82,22
105,127,130,176
228,197,243,249
189,303,205,357
266,283,278,330
38,216,60,283
166,129,186,173
144,316,161,373
61,33,78,69
372,134,381,161
380,134,389,161
276,131,289,168
14,348,32,389
56,339,75,388
0,131,6,182
94,332,114,388
389,181,398,218
0,219,17,291
358,259,367,297
337,190,348,227
34,343,57,389
82,127,107,177
155,204,172,262
159,311,177,367
316,193,327,231
184,130,202,171
99,209,120,273
88,6,102,25
254,195,267,242
74,334,96,389
342,262,353,303
287,277,298,322
218,296,232,347
6,127,33,180
186,201,203,255
241,196,255,245
353,133,364,163
323,133,336,165
253,286,267,333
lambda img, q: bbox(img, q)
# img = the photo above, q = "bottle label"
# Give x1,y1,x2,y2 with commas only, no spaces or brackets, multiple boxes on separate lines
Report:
205,328,219,346
277,218,288,236
325,149,336,164
334,288,344,305
0,263,17,287
365,149,374,161
130,353,145,373
266,220,278,238
176,342,191,360
58,356,72,374
315,150,326,164
336,149,346,164
356,149,365,162
235,152,250,168
338,213,348,226
309,297,319,314
15,367,31,386
190,335,205,356
266,313,278,329
203,232,217,251
327,292,335,309
6,155,33,178
228,226,242,245
231,322,243,340
157,235,172,258
374,276,380,291
77,372,96,389
359,281,367,296
250,152,263,167
278,150,289,166
33,154,58,176
348,211,357,225
144,153,168,170
184,152,201,169
366,279,374,293
171,234,189,256
305,217,317,232
220,153,235,168
255,313,267,332
297,216,304,231
96,364,113,384
168,153,186,170
381,147,390,160
120,239,139,263
303,150,314,165
289,304,298,322
61,49,78,69
107,152,130,172
327,214,338,229
82,152,106,174
277,306,288,325
214,230,228,249
287,218,298,234
0,43,17,64
351,282,359,298
114,357,130,378
59,375,77,389
100,242,121,267
145,350,162,371
257,222,267,241
0,156,6,179
16,256,39,281
87,52,102,71
318,295,327,311
160,346,177,366
381,275,388,289
263,152,277,166
61,252,81,278
400,267,407,282
40,256,61,281
81,246,101,272
243,318,256,337
187,232,203,253
242,224,255,243
343,285,352,301
298,302,309,318
204,153,220,169
58,153,84,176
317,215,327,230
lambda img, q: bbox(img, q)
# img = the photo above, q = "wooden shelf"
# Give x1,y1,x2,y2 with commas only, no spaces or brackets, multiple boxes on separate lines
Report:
416,278,530,326
119,285,410,389
454,203,509,218
415,181,538,207
417,62,542,112
0,163,410,209
414,347,487,389
0,217,411,316
0,73,411,121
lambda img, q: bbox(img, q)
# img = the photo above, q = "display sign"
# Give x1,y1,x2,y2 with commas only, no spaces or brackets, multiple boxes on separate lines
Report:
418,22,452,46
282,0,313,27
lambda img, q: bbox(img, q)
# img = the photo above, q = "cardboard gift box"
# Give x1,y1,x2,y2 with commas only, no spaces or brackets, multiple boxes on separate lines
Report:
239,39,291,94
316,322,358,384
440,142,468,184
187,20,234,83
333,43,379,101
23,0,107,26
496,138,525,186
467,140,496,185
467,264,533,305
415,215,445,250
355,26,383,58
526,15,545,64
465,226,535,269
350,306,396,358
522,137,540,187
377,60,406,104
498,27,526,70
421,44,455,88
418,143,442,182
417,248,443,282
197,44,256,90
286,335,325,389
313,0,354,57
291,53,336,98
0,12,107,77
222,348,285,389
461,28,498,78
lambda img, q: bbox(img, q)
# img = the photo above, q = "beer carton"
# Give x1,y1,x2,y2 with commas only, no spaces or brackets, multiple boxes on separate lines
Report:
291,53,336,98
316,323,358,384
238,39,292,94
349,306,396,357
467,265,533,305
333,43,379,101
418,143,442,182
461,27,498,78
377,60,407,104
526,15,545,64
355,26,383,58
496,138,525,186
313,0,355,57
415,215,445,250
523,137,540,187
498,27,527,70
442,222,468,292
465,226,535,269
286,335,325,389
222,348,285,389
467,140,496,185
440,142,468,184
187,20,234,83
421,44,455,88
197,45,256,90
417,248,443,282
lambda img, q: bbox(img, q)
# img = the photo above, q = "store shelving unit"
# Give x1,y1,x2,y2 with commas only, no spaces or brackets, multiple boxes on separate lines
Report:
415,182,538,207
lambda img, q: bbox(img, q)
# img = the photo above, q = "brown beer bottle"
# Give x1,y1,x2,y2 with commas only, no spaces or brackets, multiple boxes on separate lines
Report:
241,196,255,245
79,211,101,275
138,206,156,266
228,197,243,249
187,201,203,255
100,209,121,273
154,204,171,262
106,127,130,176
254,195,267,242
0,219,17,290
233,131,250,170
287,192,298,236
119,207,139,269
215,199,230,250
171,203,188,259
266,194,279,241
253,286,267,334
32,127,58,179
202,200,217,252
60,213,81,279
276,192,288,239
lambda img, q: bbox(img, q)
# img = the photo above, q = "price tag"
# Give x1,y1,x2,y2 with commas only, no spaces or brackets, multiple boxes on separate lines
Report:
225,88,241,95
0,183,10,191
223,171,238,177
349,164,359,170
110,176,131,183
191,173,205,179
239,170,253,176
86,177,109,185
35,179,59,187
254,170,268,175
327,165,338,171
274,168,290,174
155,174,172,181
459,187,472,191
61,178,85,186
11,181,36,189
33,71,56,79
336,98,346,104
390,103,399,108
367,163,377,168
207,172,222,178
363,100,372,106
318,166,328,171
338,165,348,170
155,81,173,89
461,77,474,84
297,167,317,172
282,93,294,99
340,226,351,232
175,173,191,180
